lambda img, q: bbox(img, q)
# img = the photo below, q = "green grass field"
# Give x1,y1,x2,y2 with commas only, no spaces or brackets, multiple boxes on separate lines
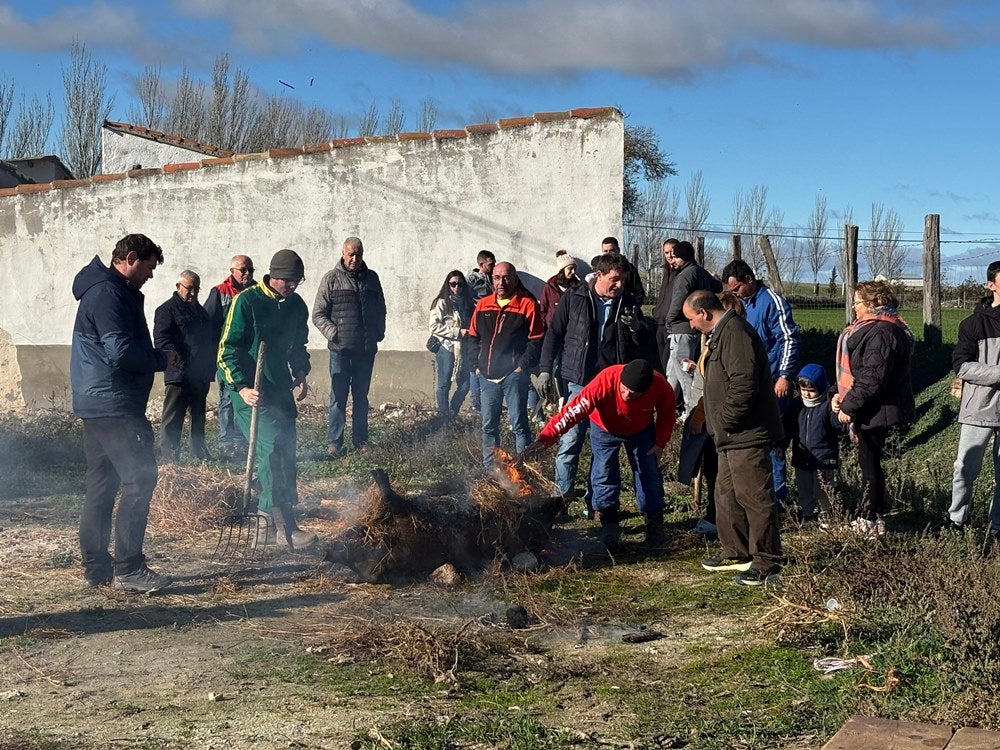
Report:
791,306,966,344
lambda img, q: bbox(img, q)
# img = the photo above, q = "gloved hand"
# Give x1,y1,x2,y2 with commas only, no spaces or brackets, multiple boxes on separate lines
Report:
620,306,641,334
533,371,551,393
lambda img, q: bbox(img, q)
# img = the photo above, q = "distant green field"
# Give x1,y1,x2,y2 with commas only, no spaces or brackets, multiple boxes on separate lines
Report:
792,306,966,344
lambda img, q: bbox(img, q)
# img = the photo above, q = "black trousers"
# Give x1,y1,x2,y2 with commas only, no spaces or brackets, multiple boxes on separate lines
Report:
655,324,671,375
857,427,889,521
80,416,158,579
161,381,210,459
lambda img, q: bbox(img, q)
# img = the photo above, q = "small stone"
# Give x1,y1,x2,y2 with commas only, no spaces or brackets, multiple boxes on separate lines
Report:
0,690,25,700
510,551,539,572
430,563,462,585
208,692,223,702
506,605,530,629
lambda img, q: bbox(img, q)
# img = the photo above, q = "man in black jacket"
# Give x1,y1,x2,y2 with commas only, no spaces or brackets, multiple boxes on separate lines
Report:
684,290,783,586
656,241,722,416
312,237,387,457
538,253,647,509
650,238,678,373
153,270,216,462
600,236,645,306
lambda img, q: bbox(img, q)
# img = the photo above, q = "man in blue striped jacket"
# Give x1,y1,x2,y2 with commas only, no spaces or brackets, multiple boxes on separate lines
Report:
722,259,801,509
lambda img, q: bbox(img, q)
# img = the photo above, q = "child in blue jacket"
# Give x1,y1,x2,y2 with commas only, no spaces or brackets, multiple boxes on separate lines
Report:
783,363,842,521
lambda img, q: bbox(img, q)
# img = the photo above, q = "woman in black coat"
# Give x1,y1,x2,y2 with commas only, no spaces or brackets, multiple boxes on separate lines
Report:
832,280,915,535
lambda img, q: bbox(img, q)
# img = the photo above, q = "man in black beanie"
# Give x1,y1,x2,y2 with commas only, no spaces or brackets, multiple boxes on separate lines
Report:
524,359,676,551
218,248,317,549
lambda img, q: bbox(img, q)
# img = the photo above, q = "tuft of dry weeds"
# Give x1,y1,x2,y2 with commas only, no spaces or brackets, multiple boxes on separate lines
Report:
313,616,526,683
148,463,242,536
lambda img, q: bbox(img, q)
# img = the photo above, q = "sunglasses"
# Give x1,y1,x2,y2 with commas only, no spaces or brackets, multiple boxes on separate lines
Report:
449,281,462,287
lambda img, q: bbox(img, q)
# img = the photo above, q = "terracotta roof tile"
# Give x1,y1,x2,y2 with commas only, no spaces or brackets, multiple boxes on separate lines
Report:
466,123,500,135
163,162,202,173
330,138,366,148
52,179,91,190
398,132,432,141
433,129,468,140
268,147,304,158
201,157,236,167
571,107,618,119
91,173,127,183
303,143,332,154
0,187,18,197
234,152,267,163
534,111,572,122
498,117,535,129
103,120,235,158
16,183,51,194
127,167,162,179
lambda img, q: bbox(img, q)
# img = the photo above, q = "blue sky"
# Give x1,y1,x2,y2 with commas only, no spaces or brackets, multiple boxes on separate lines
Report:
2,0,999,281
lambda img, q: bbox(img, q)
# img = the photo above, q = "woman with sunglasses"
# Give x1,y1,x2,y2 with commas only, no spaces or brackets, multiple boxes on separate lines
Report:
429,270,475,417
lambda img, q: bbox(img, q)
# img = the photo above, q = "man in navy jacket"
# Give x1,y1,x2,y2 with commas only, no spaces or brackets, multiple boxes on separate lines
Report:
71,234,176,594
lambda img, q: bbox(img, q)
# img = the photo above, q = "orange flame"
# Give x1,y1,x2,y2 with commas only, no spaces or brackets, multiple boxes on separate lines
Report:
493,448,535,497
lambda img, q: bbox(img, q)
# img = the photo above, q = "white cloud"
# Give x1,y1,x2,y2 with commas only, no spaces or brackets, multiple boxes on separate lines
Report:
0,2,144,52
172,0,966,77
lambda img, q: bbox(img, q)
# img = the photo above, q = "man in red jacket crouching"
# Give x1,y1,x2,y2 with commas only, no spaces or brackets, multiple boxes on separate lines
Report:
523,359,675,552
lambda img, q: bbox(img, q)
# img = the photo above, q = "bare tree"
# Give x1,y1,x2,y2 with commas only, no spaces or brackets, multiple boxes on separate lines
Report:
0,77,16,155
806,194,828,295
384,99,405,135
624,178,680,296
731,185,776,273
207,54,232,148
127,65,166,130
357,101,379,137
331,115,350,140
60,41,114,178
417,98,437,132
245,96,301,151
300,105,335,145
166,68,207,142
683,170,719,271
226,67,256,152
864,202,905,280
785,235,806,287
8,92,54,158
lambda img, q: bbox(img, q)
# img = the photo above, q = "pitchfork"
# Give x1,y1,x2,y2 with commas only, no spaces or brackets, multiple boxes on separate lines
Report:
213,341,269,562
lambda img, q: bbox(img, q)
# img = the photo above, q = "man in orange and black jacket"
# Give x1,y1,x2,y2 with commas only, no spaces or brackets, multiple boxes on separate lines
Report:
467,261,544,468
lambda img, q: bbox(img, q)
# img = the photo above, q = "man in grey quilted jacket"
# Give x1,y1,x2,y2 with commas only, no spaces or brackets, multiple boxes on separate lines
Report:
312,237,387,457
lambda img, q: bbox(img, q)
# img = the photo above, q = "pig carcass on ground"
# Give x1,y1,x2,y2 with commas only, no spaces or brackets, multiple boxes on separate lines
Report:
323,469,562,583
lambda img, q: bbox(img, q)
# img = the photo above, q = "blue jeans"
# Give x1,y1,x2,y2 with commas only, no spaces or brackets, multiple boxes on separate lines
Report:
327,349,376,451
554,381,591,502
479,370,531,467
589,422,664,514
434,345,470,416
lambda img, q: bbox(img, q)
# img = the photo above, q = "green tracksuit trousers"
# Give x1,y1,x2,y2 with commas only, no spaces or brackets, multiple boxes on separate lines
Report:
230,386,298,512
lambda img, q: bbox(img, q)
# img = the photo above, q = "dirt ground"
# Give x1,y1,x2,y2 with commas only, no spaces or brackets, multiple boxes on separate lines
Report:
0,424,752,750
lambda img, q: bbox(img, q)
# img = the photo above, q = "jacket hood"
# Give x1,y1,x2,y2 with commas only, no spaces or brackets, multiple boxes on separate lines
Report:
975,299,1000,317
73,256,123,301
796,363,829,392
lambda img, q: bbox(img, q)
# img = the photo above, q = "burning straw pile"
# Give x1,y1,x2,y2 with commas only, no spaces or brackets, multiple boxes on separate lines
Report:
148,463,242,537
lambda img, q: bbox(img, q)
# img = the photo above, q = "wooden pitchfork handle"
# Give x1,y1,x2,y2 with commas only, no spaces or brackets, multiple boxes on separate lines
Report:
242,341,267,514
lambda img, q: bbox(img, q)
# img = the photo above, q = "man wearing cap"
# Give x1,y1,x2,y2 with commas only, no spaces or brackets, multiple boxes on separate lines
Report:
524,359,676,551
218,249,316,548
683,289,783,586
312,237,387,458
205,255,255,457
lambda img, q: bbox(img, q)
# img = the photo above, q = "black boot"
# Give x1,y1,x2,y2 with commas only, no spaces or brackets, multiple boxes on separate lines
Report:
273,505,318,550
644,509,667,548
597,508,621,553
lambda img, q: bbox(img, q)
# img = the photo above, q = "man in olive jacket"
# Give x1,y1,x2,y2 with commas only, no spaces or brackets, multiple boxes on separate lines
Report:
684,289,783,586
312,236,387,457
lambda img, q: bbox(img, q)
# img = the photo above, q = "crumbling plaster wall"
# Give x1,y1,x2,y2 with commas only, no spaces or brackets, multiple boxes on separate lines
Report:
0,110,623,410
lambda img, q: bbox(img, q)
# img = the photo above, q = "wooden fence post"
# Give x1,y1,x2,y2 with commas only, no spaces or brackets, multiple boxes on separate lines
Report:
731,234,742,261
845,224,859,325
923,214,942,347
696,236,705,267
758,235,784,295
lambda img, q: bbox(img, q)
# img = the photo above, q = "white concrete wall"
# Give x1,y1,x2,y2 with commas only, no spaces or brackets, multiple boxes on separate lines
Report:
0,109,623,406
101,128,213,174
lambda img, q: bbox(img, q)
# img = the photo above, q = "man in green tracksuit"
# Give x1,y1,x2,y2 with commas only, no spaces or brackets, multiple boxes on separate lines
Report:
218,249,316,548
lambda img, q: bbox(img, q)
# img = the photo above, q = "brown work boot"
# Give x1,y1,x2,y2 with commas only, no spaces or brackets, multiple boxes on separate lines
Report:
255,511,277,547
274,505,318,549
596,508,621,554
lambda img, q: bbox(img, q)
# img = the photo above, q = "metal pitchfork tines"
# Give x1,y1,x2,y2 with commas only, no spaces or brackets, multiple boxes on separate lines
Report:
214,341,269,563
